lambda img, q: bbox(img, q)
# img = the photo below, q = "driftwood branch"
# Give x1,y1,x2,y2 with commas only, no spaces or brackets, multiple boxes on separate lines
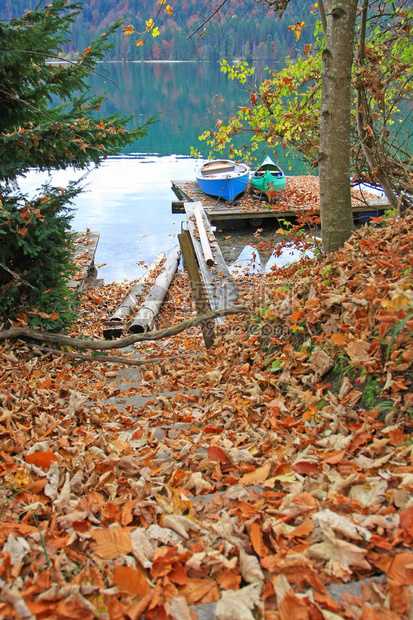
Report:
27,344,189,366
0,305,249,351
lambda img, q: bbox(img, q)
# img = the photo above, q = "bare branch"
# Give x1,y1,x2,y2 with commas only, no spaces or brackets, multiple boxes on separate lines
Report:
0,305,250,350
187,0,229,40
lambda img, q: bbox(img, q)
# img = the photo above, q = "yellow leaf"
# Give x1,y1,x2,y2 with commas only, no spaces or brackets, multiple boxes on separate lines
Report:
122,24,134,35
330,332,347,346
152,26,160,37
166,4,173,16
136,39,143,47
381,294,412,311
145,18,154,32
158,0,166,4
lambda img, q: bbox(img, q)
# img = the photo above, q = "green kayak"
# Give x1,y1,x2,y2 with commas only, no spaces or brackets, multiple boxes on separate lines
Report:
251,156,286,200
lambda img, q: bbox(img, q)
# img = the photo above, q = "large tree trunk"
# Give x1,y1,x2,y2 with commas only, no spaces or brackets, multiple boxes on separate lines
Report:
319,0,358,252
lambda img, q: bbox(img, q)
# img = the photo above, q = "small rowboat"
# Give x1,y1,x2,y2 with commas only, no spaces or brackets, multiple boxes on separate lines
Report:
250,156,286,201
195,159,250,202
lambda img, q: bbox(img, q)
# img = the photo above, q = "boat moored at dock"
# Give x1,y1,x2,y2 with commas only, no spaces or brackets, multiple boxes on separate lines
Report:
250,156,286,201
195,159,250,202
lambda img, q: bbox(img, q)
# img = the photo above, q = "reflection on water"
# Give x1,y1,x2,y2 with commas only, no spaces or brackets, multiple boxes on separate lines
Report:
21,156,196,283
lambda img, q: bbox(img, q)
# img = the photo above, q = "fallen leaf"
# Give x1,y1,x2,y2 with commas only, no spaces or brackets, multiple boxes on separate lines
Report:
112,565,151,598
239,548,264,584
207,445,229,463
25,450,59,471
345,340,373,365
90,528,132,559
308,528,370,579
239,464,270,486
215,583,263,620
249,522,268,558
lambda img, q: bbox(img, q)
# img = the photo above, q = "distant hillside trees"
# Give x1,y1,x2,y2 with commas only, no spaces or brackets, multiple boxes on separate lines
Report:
0,0,314,61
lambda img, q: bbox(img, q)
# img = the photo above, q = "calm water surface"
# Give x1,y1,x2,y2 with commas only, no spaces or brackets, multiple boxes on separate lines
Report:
23,61,303,282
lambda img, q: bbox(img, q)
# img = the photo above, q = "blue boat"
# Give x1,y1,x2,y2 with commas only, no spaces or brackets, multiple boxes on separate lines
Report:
195,159,250,202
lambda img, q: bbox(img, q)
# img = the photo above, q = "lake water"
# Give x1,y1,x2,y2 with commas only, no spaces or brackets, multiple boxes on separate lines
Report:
22,61,302,282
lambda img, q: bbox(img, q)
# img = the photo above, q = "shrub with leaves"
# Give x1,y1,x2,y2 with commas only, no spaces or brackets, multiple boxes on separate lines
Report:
0,0,155,330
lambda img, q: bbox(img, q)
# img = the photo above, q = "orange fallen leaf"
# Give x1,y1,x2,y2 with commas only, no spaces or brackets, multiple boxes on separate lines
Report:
292,461,321,476
169,562,187,586
240,464,270,486
25,450,59,471
207,445,228,463
322,450,346,465
90,527,132,559
112,565,151,598
250,521,268,557
279,588,312,619
179,578,220,605
375,553,413,585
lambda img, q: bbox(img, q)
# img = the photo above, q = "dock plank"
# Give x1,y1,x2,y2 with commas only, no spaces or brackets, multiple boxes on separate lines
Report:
184,202,239,321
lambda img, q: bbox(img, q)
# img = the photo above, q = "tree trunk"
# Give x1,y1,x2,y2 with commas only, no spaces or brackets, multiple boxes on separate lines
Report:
319,0,358,252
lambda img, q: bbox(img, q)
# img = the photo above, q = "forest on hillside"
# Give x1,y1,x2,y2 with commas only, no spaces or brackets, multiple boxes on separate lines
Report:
0,0,316,61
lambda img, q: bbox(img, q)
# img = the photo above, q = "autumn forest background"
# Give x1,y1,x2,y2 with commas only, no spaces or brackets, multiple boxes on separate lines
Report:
1,0,314,61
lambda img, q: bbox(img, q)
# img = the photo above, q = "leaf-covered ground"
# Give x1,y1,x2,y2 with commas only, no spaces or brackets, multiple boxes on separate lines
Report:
1,214,413,619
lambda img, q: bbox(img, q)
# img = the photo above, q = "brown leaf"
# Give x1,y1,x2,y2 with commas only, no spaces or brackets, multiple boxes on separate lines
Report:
345,340,373,365
308,529,370,579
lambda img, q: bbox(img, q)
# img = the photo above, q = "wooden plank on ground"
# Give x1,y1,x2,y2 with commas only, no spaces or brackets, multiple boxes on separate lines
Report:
184,202,239,323
67,231,100,291
178,230,215,348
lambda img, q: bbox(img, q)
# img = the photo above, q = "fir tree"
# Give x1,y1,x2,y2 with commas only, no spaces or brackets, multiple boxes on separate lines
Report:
0,0,154,330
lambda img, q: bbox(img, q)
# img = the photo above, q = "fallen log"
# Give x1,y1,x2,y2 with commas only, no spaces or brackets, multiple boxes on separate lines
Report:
129,245,181,334
103,251,165,339
0,305,249,350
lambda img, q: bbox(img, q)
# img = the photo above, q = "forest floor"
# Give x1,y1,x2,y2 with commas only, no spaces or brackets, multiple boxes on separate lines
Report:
1,213,413,619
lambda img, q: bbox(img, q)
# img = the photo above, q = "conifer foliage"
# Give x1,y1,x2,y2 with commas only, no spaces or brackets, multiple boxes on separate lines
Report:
0,0,154,330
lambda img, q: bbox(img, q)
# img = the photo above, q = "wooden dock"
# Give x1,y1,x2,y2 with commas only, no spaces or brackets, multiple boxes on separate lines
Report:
178,201,240,342
172,176,390,223
183,202,239,311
